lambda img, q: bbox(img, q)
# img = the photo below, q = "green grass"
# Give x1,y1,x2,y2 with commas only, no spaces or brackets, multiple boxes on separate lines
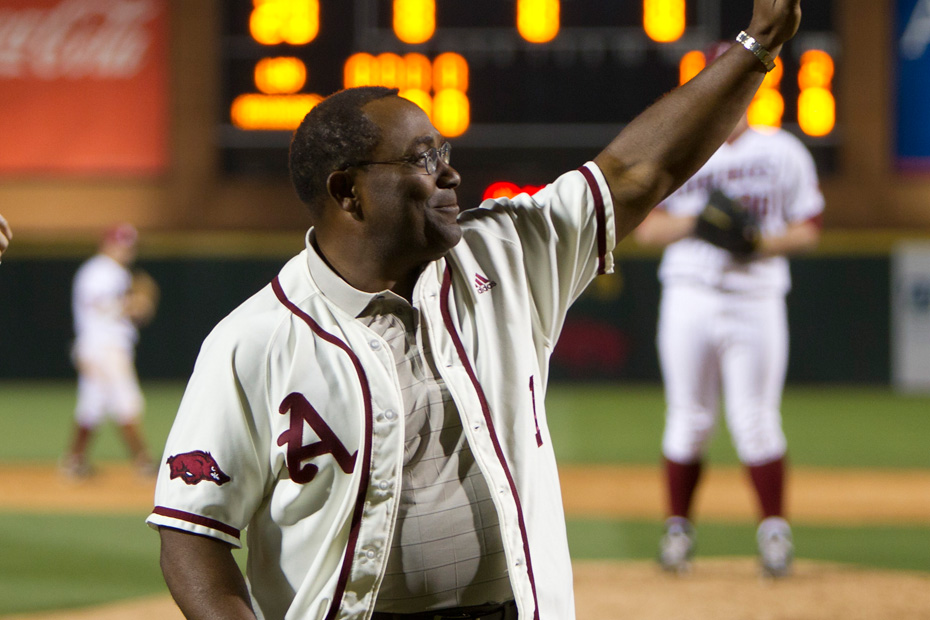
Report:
4,380,929,468
0,380,181,463
566,519,930,573
546,383,930,468
0,380,928,613
0,513,165,614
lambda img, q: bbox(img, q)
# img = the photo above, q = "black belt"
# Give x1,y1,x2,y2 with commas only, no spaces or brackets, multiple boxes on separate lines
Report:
371,600,518,620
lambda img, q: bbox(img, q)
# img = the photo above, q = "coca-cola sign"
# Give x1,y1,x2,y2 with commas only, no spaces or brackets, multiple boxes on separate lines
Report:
0,0,167,175
0,0,158,79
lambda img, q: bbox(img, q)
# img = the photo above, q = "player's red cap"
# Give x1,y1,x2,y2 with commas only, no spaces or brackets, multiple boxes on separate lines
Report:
102,223,138,247
704,41,734,65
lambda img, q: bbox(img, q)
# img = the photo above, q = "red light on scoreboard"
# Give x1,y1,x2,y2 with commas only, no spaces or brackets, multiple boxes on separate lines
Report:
231,93,323,130
644,0,686,43
678,50,705,85
394,0,435,44
254,57,307,95
748,56,784,128
433,52,469,92
483,182,545,200
517,0,560,43
797,50,835,137
433,89,469,137
250,0,319,46
343,52,471,136
403,53,433,92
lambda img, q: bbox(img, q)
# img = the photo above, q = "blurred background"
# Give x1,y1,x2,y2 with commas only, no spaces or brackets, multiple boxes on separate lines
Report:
1,0,929,616
1,0,929,387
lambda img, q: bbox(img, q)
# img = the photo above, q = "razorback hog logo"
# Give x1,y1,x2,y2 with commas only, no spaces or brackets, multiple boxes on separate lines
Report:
167,450,231,486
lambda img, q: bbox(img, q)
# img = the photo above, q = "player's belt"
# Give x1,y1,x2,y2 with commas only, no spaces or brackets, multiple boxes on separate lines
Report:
371,599,518,620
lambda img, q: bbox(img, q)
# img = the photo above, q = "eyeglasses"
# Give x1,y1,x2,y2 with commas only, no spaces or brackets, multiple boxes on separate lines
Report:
349,142,451,175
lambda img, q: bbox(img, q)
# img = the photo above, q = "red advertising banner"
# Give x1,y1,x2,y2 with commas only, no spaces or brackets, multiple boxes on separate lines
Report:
0,0,169,176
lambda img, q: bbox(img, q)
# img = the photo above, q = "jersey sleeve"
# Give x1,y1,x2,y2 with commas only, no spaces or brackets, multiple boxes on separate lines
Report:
146,315,275,547
461,161,616,345
781,134,825,224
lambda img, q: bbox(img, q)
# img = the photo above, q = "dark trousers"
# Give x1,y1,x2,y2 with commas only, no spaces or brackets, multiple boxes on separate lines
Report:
370,599,519,620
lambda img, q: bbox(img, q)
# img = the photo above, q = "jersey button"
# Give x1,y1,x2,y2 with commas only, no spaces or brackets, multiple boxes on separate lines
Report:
365,549,376,559
384,409,397,420
369,340,381,351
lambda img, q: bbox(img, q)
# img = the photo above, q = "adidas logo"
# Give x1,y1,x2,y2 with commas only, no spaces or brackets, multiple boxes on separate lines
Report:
474,273,497,294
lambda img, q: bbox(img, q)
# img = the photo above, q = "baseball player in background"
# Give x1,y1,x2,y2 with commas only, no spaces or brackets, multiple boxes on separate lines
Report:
0,212,11,261
147,2,804,618
634,45,824,577
63,223,159,478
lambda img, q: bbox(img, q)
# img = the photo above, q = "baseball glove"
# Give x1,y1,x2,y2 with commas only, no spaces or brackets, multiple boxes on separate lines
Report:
126,269,160,326
693,189,759,257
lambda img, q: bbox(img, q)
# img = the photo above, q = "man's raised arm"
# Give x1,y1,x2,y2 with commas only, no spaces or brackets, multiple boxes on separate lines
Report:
594,0,802,239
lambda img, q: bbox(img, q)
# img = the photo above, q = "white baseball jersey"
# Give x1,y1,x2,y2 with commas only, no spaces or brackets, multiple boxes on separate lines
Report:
147,162,616,620
658,127,825,294
72,253,143,425
655,127,824,466
72,253,138,357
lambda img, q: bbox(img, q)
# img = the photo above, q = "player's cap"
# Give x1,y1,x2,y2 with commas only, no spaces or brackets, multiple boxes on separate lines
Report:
704,41,734,65
102,223,138,247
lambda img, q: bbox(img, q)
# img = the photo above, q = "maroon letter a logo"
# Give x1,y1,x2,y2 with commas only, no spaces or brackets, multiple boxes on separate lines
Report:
277,392,357,484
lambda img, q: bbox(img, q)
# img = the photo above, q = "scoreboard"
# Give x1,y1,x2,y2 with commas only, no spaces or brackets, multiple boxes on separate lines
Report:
219,0,838,207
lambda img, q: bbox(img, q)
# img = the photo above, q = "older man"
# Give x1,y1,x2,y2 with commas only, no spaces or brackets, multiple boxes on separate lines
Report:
148,2,803,618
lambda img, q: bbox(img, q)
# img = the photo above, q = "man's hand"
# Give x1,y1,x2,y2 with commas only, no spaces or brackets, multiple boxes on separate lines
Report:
0,213,11,260
747,0,802,51
594,1,804,242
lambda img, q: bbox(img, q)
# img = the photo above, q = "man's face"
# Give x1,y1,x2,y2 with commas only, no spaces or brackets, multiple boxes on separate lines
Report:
352,96,462,266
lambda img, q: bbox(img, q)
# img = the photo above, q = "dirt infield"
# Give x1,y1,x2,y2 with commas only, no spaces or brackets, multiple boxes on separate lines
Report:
2,463,930,619
4,462,930,523
4,558,930,620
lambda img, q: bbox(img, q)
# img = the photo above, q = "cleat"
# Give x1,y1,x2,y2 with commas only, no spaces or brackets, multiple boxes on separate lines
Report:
136,458,158,478
659,516,695,574
757,516,793,578
60,455,95,479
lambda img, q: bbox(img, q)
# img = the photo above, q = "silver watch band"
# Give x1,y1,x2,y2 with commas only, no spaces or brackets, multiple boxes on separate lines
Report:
736,31,776,72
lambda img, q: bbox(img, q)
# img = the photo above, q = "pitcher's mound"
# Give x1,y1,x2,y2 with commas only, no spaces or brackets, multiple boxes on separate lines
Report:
574,558,930,620
4,559,930,620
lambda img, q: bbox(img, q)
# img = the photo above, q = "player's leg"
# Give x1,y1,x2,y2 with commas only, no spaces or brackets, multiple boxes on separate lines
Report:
656,283,722,571
110,348,155,475
65,360,108,477
720,294,792,576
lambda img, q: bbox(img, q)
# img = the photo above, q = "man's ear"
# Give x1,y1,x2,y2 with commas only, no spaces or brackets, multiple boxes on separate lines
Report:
326,170,362,218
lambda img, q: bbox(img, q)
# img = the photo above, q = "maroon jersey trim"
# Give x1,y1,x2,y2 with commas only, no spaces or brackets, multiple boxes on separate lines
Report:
577,164,608,275
151,506,240,539
805,213,824,230
272,276,374,620
439,265,540,620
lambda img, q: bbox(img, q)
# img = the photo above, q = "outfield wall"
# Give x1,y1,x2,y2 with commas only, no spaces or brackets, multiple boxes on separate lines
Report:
0,240,891,384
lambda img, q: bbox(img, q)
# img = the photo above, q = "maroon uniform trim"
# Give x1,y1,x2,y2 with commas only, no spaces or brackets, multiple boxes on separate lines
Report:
271,276,374,620
151,506,240,539
439,265,540,620
577,165,608,275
